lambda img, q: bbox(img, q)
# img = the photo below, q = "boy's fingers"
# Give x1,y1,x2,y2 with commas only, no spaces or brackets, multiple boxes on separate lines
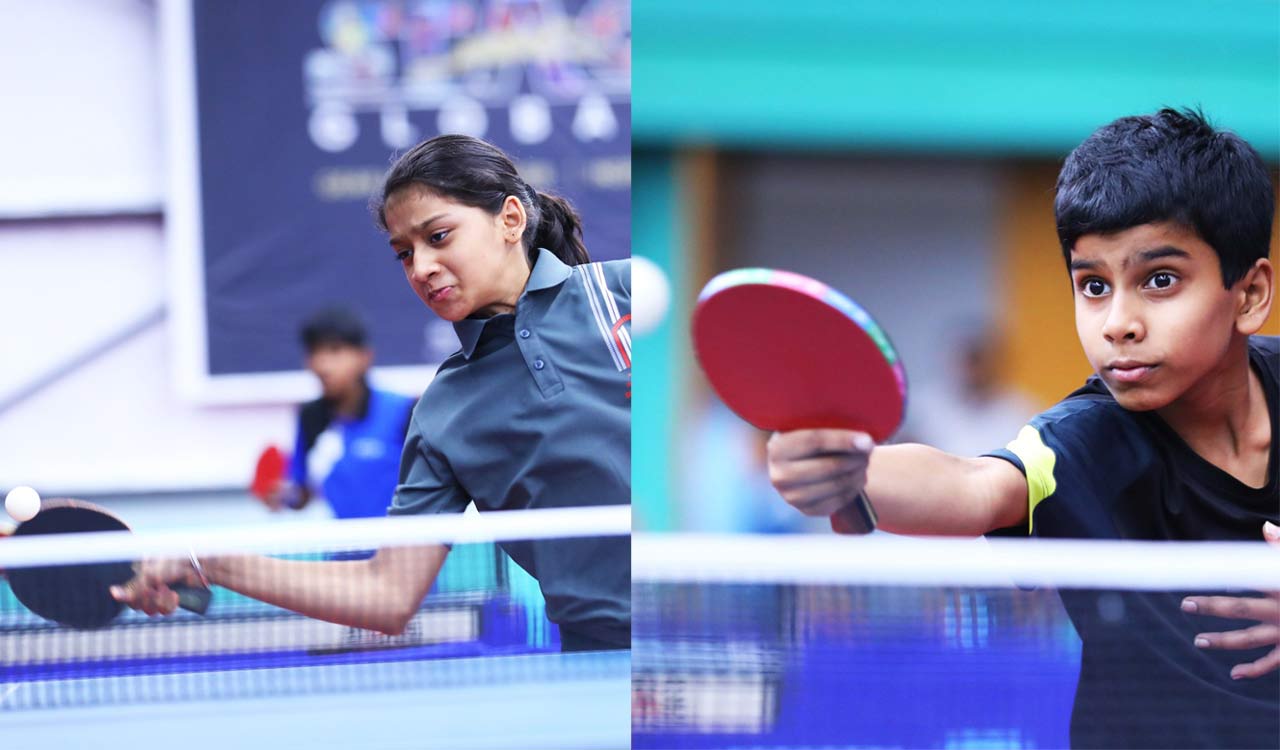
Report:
1229,648,1280,680
768,430,873,461
769,454,869,489
785,476,865,517
1194,624,1279,651
1182,595,1278,622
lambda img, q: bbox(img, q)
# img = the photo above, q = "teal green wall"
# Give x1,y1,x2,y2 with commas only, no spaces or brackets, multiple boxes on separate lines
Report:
634,0,1279,157
631,151,680,531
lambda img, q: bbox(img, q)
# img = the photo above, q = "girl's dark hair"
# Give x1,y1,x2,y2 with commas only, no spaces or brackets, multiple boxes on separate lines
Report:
1055,108,1273,288
372,134,590,267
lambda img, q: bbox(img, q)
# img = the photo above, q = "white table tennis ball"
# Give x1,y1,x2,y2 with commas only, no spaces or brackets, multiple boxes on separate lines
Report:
5,486,41,522
631,255,672,336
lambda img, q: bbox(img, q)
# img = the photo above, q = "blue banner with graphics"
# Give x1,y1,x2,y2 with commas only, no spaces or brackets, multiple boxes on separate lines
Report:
192,0,630,376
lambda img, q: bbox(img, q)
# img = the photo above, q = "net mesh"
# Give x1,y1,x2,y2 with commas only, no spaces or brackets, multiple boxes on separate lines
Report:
0,507,630,749
632,534,1280,750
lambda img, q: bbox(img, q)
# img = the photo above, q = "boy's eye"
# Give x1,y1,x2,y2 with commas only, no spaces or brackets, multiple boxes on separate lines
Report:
1145,272,1178,290
395,248,411,263
429,230,450,244
1081,278,1110,297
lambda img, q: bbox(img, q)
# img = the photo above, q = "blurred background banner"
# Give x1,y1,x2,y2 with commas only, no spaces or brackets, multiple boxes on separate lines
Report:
168,0,631,403
630,0,1280,533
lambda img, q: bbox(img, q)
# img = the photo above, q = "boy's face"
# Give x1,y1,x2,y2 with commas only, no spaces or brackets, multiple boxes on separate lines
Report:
1069,221,1240,412
306,342,371,400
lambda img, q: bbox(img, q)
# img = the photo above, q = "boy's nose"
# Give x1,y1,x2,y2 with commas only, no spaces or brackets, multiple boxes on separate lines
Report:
1101,295,1145,342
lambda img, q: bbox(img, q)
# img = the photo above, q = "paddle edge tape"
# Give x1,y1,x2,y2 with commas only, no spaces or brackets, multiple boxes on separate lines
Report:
697,267,909,406
12,499,131,536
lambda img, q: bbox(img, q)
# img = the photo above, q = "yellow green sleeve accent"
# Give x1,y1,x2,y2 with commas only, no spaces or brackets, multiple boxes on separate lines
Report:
1004,425,1057,535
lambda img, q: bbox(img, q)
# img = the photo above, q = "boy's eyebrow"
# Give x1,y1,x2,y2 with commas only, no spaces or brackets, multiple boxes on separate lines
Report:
1129,246,1191,267
1068,245,1192,273
388,212,449,246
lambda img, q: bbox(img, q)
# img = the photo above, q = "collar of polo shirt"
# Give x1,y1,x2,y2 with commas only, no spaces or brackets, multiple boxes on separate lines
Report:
452,248,573,359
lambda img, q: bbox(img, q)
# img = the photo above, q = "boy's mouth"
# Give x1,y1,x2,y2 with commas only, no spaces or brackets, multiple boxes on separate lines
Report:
1106,360,1158,384
427,285,455,303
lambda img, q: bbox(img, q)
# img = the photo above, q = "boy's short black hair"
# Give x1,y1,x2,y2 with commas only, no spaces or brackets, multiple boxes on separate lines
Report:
299,307,368,352
1055,107,1274,288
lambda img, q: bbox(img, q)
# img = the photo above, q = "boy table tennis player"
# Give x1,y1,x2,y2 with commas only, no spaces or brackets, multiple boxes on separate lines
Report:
767,109,1279,749
263,308,415,519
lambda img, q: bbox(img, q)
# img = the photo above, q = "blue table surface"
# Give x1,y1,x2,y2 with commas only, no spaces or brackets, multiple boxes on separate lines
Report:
1,494,627,748
1,650,631,750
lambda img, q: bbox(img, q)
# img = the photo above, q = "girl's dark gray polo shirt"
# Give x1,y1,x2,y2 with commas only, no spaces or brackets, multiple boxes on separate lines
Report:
389,249,631,646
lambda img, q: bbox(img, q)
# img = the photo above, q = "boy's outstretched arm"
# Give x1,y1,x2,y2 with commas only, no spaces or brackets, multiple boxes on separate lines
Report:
767,429,1028,536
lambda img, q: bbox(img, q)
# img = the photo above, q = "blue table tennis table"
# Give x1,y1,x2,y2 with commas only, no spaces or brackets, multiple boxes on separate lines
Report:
2,649,630,749
0,495,631,748
0,496,629,749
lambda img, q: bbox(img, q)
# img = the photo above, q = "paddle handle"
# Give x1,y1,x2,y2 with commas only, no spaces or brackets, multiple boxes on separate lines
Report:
175,585,212,615
830,492,878,535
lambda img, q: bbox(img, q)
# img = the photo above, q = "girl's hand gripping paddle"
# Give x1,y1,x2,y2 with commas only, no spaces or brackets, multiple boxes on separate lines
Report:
6,499,212,628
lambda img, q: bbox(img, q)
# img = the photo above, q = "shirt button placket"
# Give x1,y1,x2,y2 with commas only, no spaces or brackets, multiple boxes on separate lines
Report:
516,325,563,396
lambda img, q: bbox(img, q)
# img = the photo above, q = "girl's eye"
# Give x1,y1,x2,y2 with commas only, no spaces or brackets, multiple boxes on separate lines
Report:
1146,272,1177,290
395,249,411,263
429,230,450,244
1081,278,1110,297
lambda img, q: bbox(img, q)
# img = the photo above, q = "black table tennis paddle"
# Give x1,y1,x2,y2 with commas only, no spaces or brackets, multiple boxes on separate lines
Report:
6,499,211,629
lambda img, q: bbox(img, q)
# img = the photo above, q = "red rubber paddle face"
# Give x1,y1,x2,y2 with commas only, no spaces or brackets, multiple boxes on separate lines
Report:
692,269,906,441
251,445,287,501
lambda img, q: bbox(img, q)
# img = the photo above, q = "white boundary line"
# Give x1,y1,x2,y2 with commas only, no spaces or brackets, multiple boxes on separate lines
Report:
633,533,1280,590
0,506,631,567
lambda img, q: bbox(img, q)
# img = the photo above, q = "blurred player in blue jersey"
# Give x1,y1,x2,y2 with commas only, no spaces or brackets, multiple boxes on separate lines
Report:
262,307,414,521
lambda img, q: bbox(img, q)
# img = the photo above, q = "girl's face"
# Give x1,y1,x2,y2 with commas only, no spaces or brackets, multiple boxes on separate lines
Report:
384,185,531,322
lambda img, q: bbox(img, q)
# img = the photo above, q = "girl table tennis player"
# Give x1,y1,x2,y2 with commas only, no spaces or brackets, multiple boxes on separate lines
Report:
115,135,631,652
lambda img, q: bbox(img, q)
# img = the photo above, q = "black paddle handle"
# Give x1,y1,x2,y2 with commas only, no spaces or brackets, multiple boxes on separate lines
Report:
831,492,878,535
174,584,212,615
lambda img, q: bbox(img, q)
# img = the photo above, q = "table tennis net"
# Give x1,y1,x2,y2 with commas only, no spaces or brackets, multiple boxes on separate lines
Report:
631,533,1280,750
0,506,630,711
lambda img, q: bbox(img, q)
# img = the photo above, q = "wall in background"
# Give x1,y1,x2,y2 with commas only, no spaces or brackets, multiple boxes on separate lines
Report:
0,2,311,494
633,0,1279,157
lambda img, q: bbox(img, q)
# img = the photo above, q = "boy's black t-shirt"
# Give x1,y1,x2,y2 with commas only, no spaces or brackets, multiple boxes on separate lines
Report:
987,335,1280,749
